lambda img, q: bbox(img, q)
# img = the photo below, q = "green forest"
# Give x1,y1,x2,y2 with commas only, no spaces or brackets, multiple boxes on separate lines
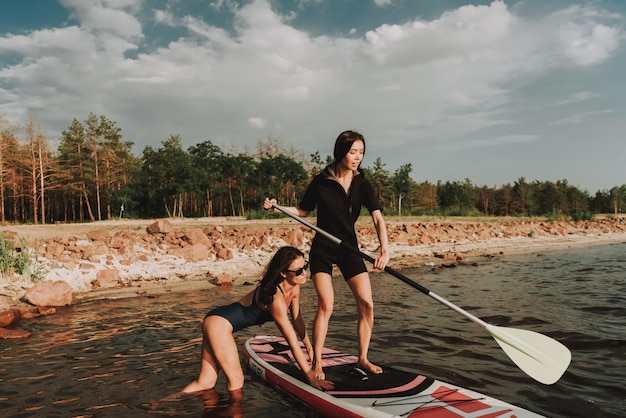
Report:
1,113,625,225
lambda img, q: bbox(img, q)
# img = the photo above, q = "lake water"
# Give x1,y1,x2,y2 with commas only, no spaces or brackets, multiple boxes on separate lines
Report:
1,242,625,417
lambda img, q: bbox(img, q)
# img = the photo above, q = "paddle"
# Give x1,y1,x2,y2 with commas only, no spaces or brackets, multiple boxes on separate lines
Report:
271,203,571,385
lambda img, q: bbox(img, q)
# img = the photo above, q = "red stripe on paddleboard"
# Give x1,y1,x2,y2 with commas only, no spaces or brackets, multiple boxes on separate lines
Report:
432,386,500,413
409,405,469,417
404,385,515,418
478,412,518,418
409,405,518,418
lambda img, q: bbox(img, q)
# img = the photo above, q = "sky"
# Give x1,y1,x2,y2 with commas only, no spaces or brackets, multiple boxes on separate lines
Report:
1,0,625,193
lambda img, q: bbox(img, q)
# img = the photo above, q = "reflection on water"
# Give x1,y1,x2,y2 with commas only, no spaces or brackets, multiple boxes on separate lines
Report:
150,388,244,417
1,243,625,417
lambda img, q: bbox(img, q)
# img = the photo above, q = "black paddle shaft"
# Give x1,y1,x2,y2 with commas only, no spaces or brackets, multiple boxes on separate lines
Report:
339,241,430,295
270,204,573,386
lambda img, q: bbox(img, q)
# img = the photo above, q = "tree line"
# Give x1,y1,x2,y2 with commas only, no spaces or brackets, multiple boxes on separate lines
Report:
1,113,624,224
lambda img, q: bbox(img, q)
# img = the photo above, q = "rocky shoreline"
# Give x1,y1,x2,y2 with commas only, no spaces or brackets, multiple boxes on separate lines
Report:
2,216,626,338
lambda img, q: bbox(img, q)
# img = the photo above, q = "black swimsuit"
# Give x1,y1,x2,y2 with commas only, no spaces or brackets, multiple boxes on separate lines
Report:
205,286,285,332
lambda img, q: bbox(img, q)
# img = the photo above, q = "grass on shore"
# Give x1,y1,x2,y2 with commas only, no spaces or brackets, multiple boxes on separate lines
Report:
0,234,47,283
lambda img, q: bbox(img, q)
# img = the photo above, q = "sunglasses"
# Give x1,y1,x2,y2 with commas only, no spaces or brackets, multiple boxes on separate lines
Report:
286,262,309,276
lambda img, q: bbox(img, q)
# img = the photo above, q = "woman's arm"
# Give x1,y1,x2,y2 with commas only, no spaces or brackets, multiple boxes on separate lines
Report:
370,209,390,270
270,295,333,390
288,286,314,361
263,198,310,217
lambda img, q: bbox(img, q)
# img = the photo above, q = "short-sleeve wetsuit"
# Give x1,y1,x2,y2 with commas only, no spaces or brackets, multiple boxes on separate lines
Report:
299,164,382,280
205,286,291,333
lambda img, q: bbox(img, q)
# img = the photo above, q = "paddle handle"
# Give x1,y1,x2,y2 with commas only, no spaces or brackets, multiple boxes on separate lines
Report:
271,203,488,328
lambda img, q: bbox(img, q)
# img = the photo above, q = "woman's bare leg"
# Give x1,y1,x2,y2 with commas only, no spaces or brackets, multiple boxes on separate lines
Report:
347,272,382,374
183,316,244,393
312,272,334,379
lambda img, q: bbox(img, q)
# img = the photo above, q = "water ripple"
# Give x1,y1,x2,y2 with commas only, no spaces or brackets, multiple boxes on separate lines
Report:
1,243,625,417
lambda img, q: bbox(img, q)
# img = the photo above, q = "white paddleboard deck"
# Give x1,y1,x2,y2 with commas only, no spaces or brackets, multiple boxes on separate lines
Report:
244,336,545,418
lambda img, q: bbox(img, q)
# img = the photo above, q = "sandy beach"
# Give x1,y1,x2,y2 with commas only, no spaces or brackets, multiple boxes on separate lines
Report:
2,215,626,326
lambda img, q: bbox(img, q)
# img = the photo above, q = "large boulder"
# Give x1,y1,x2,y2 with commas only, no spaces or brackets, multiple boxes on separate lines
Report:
173,243,210,262
45,241,66,258
215,274,233,286
23,280,73,307
217,247,233,261
86,229,111,242
0,309,22,327
146,219,174,234
92,268,121,289
0,328,31,339
183,228,212,248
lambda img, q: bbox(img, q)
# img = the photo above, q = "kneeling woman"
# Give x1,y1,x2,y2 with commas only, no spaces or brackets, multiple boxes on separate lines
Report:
183,246,334,394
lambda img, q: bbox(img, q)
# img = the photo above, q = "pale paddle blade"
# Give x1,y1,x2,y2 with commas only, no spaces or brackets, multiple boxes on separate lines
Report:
486,324,571,385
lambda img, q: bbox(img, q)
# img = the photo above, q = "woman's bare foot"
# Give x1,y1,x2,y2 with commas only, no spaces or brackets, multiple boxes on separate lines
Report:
357,359,383,374
182,380,215,394
149,391,187,411
313,362,325,380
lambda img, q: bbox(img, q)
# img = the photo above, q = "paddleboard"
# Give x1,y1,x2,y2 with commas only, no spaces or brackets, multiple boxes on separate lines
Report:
244,335,546,418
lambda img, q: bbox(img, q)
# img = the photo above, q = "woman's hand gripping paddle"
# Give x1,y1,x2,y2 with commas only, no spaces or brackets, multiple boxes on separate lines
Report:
271,203,571,385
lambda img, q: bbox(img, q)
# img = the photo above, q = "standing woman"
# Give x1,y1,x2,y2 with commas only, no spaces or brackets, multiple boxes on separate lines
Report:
183,246,333,395
264,130,390,379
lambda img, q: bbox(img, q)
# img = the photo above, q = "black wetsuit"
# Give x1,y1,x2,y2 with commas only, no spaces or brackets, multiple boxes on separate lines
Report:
299,164,382,279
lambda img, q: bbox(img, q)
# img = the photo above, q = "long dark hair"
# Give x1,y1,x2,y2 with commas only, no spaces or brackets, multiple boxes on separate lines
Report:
257,246,304,306
333,130,365,164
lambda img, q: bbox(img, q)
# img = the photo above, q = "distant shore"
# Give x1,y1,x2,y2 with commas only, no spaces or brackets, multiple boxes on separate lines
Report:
2,215,626,322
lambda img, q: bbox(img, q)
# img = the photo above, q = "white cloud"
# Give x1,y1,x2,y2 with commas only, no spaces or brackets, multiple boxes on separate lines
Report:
550,5,621,66
548,109,614,125
559,23,620,66
422,132,538,154
248,117,267,128
154,9,177,26
553,91,600,106
0,0,624,190
210,0,228,11
60,0,143,38
363,2,516,71
374,0,393,7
